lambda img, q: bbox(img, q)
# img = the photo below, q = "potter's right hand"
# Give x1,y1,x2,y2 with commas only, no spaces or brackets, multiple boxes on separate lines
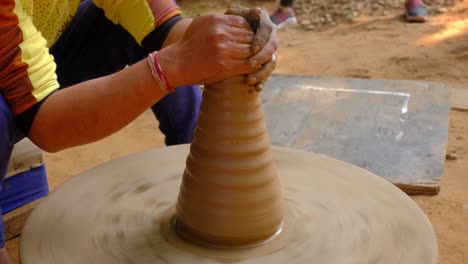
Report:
157,14,259,87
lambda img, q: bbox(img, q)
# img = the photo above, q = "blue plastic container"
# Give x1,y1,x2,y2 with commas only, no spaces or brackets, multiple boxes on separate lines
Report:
0,165,49,214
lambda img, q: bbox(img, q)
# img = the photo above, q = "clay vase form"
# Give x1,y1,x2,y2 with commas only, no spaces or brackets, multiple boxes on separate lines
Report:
175,75,284,247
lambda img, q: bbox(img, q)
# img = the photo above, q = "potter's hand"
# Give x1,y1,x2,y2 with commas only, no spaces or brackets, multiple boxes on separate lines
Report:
226,7,279,92
162,14,260,87
248,8,278,92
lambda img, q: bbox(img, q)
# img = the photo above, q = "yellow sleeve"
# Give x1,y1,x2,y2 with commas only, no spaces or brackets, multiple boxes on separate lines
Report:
92,0,181,45
0,0,59,115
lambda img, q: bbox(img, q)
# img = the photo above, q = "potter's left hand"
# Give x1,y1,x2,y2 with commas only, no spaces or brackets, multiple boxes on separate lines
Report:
247,8,278,92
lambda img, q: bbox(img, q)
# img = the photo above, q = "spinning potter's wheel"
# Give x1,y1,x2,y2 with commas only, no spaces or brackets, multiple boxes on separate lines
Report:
20,7,437,263
20,145,437,263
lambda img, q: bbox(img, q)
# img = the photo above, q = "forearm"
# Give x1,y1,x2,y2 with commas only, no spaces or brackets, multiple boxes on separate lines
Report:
26,11,277,153
28,56,168,152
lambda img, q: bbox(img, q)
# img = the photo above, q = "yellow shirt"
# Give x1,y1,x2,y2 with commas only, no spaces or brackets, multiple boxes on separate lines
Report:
21,0,81,47
0,0,180,115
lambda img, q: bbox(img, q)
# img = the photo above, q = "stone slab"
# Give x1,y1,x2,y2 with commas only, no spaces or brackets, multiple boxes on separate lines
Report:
262,74,451,195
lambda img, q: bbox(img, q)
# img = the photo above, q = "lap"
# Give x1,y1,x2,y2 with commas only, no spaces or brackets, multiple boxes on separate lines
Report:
50,0,147,88
49,0,201,145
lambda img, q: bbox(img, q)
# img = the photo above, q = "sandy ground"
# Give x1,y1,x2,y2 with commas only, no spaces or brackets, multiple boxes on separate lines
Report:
6,1,468,263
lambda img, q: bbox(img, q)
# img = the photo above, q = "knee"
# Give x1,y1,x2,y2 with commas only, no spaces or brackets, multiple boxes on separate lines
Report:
0,97,14,181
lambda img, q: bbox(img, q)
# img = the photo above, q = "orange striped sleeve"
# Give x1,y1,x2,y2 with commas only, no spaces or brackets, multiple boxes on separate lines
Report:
147,0,181,28
0,0,59,115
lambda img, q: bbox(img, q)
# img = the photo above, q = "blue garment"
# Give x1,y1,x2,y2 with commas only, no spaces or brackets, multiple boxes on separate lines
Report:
0,95,15,248
0,0,200,248
50,0,201,145
0,96,14,189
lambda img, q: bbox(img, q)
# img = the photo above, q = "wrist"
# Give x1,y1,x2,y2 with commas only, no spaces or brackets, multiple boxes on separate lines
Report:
155,45,184,88
148,50,177,93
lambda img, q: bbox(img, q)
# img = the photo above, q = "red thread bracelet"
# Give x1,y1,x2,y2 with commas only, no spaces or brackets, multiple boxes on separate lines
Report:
148,52,174,93
147,53,168,93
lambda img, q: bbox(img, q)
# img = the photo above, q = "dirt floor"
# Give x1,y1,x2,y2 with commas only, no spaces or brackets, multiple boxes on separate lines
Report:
6,1,468,263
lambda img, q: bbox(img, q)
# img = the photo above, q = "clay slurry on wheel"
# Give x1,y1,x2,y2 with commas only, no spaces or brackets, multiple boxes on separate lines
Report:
20,146,438,263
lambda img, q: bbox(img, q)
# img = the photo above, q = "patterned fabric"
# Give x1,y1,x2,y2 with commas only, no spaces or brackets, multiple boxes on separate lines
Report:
0,0,59,115
21,0,81,47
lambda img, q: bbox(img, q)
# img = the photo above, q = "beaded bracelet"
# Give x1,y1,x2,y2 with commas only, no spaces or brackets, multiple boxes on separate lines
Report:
147,51,174,93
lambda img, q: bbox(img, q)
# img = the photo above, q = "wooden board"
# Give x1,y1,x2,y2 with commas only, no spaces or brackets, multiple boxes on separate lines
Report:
7,139,43,179
451,87,468,110
395,183,440,196
3,200,41,240
3,139,46,239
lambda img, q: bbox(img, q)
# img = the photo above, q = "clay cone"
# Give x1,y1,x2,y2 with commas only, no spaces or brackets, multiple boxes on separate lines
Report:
175,76,284,247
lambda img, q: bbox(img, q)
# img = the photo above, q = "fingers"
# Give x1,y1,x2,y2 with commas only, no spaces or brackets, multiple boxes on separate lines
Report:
227,27,254,44
226,42,252,60
247,9,278,68
224,59,256,78
198,11,277,84
207,52,277,85
248,34,278,69
247,55,277,91
224,15,250,29
251,9,276,54
224,25,255,59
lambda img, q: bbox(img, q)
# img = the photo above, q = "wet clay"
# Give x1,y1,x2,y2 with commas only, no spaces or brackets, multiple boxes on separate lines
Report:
174,6,283,247
175,76,284,247
20,145,438,263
